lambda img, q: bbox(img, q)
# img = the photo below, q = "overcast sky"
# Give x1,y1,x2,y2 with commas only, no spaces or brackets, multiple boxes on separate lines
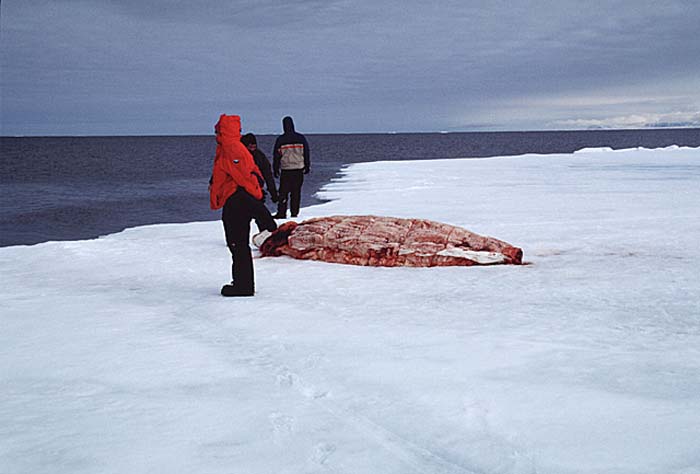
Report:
1,0,699,135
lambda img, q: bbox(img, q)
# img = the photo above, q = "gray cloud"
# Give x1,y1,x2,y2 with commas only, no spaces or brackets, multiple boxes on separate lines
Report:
1,0,699,134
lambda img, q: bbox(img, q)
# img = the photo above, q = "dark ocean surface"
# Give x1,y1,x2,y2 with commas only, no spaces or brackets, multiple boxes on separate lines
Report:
1,128,699,247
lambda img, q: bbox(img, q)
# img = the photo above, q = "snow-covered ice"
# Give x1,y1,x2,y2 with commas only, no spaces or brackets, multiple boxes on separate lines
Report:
1,146,699,474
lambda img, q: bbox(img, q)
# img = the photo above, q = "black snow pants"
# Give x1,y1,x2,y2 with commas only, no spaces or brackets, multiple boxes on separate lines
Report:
276,169,304,217
222,189,277,291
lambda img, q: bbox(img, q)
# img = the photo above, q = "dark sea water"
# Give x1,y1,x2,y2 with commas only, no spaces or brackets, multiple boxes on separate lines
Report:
1,128,699,247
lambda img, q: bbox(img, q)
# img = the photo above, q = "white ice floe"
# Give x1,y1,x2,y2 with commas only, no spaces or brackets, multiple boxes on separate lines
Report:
573,146,615,153
1,146,699,474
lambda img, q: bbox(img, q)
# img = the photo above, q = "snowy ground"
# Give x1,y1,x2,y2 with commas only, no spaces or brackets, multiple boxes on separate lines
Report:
2,146,699,474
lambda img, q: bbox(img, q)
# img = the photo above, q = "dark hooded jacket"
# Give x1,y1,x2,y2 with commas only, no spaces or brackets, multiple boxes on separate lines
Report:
272,116,310,176
241,133,278,202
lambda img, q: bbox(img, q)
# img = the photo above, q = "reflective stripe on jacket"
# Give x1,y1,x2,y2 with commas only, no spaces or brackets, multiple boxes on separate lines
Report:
279,144,305,170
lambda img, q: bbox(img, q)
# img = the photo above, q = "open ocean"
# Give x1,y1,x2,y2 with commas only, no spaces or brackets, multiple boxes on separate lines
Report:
1,128,699,247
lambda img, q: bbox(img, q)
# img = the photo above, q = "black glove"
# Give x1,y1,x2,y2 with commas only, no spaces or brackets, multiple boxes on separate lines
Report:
303,167,310,175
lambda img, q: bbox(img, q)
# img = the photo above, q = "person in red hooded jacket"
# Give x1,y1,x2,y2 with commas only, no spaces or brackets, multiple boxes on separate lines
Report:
209,114,277,297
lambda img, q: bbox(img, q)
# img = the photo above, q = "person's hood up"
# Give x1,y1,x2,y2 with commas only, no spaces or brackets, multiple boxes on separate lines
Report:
215,114,242,146
282,116,295,134
240,133,257,147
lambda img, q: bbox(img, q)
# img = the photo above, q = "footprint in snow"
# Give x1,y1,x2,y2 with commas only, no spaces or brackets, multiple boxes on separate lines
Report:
269,412,295,437
310,442,336,465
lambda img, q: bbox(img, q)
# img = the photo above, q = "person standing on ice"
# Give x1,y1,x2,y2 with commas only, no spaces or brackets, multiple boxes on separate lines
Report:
209,114,277,297
272,116,310,219
241,133,278,206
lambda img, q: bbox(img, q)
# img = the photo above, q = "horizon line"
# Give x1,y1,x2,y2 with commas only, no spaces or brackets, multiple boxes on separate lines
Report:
2,125,699,139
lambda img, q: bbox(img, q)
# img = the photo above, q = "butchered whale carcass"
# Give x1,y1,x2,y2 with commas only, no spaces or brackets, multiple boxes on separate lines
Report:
257,215,523,267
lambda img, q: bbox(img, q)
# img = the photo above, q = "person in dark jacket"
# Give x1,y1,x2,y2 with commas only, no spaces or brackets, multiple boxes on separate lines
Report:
209,114,277,297
241,133,278,205
272,116,310,219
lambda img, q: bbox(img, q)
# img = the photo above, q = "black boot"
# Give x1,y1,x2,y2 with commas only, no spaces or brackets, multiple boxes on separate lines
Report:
274,198,288,219
221,284,254,297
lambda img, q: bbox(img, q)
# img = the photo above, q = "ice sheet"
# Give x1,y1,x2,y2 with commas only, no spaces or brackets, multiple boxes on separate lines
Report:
2,147,699,473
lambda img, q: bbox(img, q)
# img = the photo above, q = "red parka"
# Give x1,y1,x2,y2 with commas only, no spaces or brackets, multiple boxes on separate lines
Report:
209,114,264,210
